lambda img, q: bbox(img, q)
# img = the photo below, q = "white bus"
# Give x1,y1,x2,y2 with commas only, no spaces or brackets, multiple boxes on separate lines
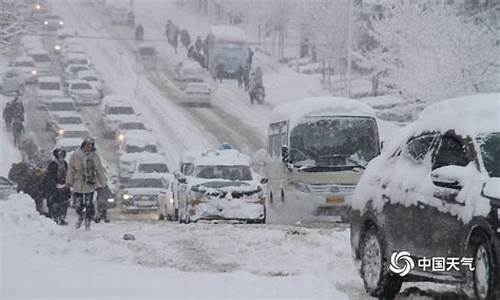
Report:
207,25,248,79
263,97,381,224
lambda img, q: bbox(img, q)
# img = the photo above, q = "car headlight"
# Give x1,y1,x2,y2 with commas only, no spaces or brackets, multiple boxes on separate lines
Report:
31,69,37,75
44,21,48,25
122,194,132,200
35,4,41,10
54,45,61,50
59,21,64,25
169,198,174,205
57,129,64,135
118,133,125,141
107,198,115,203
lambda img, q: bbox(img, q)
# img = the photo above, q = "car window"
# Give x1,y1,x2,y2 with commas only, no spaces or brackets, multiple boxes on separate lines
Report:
405,134,435,162
432,135,469,170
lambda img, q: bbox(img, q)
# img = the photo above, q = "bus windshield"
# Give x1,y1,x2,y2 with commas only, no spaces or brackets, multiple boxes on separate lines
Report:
289,116,379,170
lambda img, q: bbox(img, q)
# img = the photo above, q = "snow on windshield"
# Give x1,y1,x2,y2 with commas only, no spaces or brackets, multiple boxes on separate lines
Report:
193,165,252,181
289,116,379,168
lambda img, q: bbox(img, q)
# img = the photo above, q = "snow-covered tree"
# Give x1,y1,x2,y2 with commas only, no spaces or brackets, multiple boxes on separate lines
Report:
359,2,499,102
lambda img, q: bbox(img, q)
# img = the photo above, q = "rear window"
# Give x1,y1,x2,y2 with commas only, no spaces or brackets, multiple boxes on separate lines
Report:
31,54,51,63
109,106,135,115
58,117,82,124
138,163,169,173
121,122,145,130
48,102,75,111
64,131,89,138
71,82,92,90
13,60,35,67
125,144,157,153
39,81,61,90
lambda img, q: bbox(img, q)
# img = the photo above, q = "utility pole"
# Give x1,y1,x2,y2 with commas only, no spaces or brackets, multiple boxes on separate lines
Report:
346,0,353,98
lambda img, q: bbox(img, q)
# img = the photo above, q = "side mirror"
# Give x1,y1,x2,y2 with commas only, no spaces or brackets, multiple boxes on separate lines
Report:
178,177,187,184
481,178,500,201
281,145,289,162
430,165,468,190
260,178,268,184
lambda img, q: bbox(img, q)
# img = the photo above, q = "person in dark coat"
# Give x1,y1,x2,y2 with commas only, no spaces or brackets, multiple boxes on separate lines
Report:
180,29,191,50
171,25,179,54
45,148,70,225
95,185,112,223
12,120,24,145
247,47,254,70
187,45,197,60
3,102,13,129
237,64,244,88
195,36,203,53
10,97,24,123
135,24,144,40
216,63,225,83
8,161,47,215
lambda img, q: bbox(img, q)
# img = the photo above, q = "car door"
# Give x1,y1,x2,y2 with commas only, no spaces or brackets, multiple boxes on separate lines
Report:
381,133,438,255
412,133,473,261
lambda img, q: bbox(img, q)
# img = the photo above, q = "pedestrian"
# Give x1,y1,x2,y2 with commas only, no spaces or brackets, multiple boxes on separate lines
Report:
243,65,250,91
171,25,179,54
135,24,144,40
8,161,47,215
216,63,225,84
10,97,24,123
254,66,263,86
3,101,13,129
45,148,70,225
95,185,112,223
247,47,254,70
180,29,191,50
66,137,107,231
195,35,203,53
237,64,244,88
187,45,197,60
12,119,24,146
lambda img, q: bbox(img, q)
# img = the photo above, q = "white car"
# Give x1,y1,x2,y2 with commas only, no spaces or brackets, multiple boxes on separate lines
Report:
0,68,25,96
19,35,44,53
118,133,159,182
101,97,138,137
27,48,52,75
55,123,90,142
119,173,171,217
45,98,79,122
9,56,37,83
180,82,211,107
42,14,64,30
53,29,74,54
62,53,91,68
55,137,83,156
46,111,86,134
37,76,64,106
64,64,91,79
77,70,104,94
114,116,149,143
65,80,101,105
177,149,266,223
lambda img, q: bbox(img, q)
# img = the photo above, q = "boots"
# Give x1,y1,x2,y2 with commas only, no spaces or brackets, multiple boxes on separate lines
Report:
84,217,91,231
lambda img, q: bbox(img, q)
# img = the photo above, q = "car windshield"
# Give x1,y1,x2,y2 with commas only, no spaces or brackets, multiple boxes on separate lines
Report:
83,76,98,81
121,123,145,130
125,144,157,153
14,61,34,67
289,116,380,170
138,163,169,173
69,58,88,65
187,85,209,93
128,178,164,188
193,165,252,181
69,66,88,73
48,102,75,111
63,131,88,138
58,117,82,124
477,133,500,178
109,107,135,115
31,54,50,62
71,82,92,90
39,82,60,90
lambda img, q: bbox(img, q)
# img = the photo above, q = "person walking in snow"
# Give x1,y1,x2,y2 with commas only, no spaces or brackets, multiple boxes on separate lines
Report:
66,137,107,231
180,29,191,50
195,36,203,53
135,24,144,40
3,101,13,130
12,119,24,146
95,185,112,223
45,148,71,225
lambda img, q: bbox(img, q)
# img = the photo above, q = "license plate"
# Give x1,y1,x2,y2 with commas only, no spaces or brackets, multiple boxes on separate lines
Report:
325,195,344,204
134,200,155,206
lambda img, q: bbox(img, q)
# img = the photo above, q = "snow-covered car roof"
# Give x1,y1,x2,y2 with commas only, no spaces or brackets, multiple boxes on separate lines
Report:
129,172,167,180
194,149,251,167
186,82,210,89
418,93,500,135
103,95,132,106
137,43,155,50
64,52,89,60
77,70,100,78
123,133,157,147
57,124,89,131
38,76,61,83
66,79,93,86
48,97,75,103
52,111,83,118
120,152,161,162
270,96,376,128
210,25,246,43
134,153,168,164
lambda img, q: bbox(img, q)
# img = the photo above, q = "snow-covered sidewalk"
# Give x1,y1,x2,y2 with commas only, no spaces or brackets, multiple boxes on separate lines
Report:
1,194,352,300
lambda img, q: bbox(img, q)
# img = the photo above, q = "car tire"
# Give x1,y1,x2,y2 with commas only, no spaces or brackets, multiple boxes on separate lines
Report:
463,232,497,300
360,227,402,299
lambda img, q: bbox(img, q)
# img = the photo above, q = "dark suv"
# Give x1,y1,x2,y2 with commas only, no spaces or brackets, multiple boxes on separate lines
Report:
350,94,500,299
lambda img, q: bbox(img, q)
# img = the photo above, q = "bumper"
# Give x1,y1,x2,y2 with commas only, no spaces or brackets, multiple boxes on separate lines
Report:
122,204,159,212
73,96,100,106
188,201,265,223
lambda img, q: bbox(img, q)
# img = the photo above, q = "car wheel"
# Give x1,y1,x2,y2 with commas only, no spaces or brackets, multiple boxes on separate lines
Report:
464,233,496,300
360,227,402,298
